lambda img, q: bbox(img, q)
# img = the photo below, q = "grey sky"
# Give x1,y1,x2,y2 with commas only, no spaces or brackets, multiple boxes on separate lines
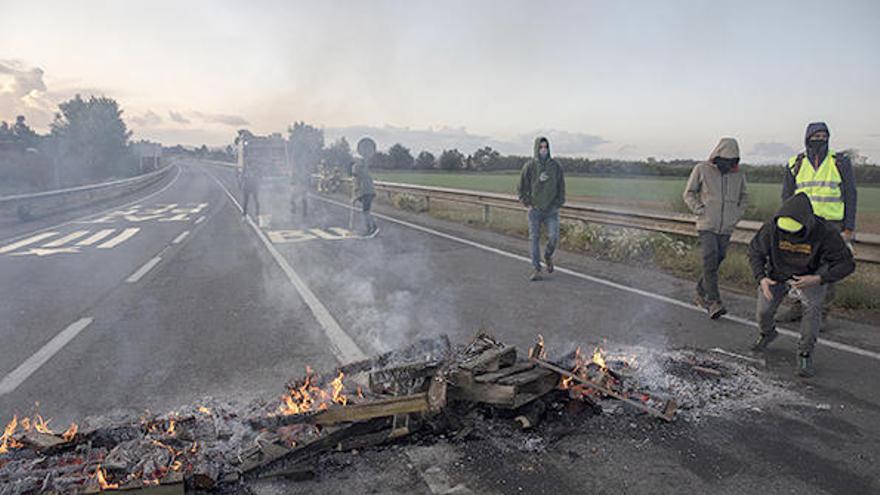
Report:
1,0,878,161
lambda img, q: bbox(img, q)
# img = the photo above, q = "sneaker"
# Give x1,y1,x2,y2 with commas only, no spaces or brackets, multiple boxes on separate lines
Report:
750,330,778,353
693,293,708,309
797,353,815,378
775,305,803,323
529,268,542,282
545,255,555,274
707,301,727,320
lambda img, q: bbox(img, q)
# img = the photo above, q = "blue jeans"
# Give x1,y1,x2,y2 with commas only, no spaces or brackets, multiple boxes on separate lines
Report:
528,207,560,269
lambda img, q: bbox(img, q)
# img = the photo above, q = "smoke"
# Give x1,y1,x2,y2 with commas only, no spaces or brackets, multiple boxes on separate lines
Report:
130,110,163,127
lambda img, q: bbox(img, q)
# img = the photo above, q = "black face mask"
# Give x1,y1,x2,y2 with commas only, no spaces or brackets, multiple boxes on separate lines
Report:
712,156,739,174
808,138,828,162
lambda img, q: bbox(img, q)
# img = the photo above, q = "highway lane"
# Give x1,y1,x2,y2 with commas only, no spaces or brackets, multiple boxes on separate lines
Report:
207,162,880,494
0,161,338,426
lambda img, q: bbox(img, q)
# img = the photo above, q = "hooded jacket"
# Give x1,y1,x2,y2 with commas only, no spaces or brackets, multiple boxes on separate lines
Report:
748,193,855,284
781,122,858,231
351,157,375,200
517,137,566,212
683,138,748,235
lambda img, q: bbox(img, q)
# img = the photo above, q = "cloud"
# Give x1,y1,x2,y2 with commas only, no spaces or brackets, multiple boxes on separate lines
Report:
129,110,163,127
324,124,608,157
193,111,249,126
0,59,54,127
749,142,796,160
168,110,191,124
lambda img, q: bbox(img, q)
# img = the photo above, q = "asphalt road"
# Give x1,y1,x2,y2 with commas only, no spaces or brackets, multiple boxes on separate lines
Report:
1,159,878,493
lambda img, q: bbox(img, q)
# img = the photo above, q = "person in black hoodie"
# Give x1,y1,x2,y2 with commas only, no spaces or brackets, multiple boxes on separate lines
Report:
748,193,855,377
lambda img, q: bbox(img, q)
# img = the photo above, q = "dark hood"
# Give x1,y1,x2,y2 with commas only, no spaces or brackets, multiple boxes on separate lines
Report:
533,136,550,161
804,121,830,164
804,122,830,148
774,192,816,239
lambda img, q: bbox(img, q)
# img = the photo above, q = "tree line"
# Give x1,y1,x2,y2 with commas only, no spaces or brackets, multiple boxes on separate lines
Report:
256,122,880,185
1,95,142,194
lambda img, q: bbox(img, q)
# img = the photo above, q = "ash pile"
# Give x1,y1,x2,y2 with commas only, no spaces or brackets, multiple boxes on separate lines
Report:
0,333,785,494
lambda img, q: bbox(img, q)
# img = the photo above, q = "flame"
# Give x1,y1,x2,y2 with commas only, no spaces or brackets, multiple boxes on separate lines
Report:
592,346,607,370
528,334,547,360
61,423,78,442
560,347,587,390
197,406,211,415
166,419,176,436
277,367,352,416
1,416,23,454
95,465,119,490
331,371,347,406
190,441,199,454
170,460,183,471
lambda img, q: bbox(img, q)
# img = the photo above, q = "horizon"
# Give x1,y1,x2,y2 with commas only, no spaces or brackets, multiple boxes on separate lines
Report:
2,0,878,163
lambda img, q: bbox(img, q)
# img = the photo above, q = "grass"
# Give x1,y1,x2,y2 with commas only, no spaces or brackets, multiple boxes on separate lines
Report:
374,171,880,232
373,191,879,314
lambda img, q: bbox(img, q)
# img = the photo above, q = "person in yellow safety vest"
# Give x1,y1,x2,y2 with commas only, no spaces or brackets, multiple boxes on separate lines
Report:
777,122,858,324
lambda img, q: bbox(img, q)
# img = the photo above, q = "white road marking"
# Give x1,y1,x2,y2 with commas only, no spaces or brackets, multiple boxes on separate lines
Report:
10,247,80,257
267,229,317,244
0,317,94,396
97,228,140,249
207,170,367,363
195,215,206,224
309,228,341,239
0,165,180,244
172,230,190,244
127,256,162,283
76,229,115,246
0,232,59,254
158,213,189,222
314,195,880,363
41,230,90,248
329,227,355,237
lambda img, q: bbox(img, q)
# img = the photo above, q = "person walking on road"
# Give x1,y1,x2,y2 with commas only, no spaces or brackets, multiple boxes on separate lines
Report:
352,137,378,237
518,136,565,281
683,137,748,319
748,193,855,377
776,122,858,324
241,163,261,220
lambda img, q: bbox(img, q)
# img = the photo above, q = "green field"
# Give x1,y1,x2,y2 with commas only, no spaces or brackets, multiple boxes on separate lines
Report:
374,171,880,231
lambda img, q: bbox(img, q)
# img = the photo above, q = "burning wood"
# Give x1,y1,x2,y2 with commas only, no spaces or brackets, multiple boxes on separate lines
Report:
0,333,695,493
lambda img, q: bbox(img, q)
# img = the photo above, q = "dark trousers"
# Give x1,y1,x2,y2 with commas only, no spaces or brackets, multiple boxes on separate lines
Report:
697,231,730,303
758,282,826,355
242,184,259,217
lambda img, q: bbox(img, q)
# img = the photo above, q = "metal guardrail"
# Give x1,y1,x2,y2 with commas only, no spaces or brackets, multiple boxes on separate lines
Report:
363,179,880,264
0,164,174,221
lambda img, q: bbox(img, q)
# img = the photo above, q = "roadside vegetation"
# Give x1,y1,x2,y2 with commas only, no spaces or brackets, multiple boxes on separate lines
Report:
383,192,879,316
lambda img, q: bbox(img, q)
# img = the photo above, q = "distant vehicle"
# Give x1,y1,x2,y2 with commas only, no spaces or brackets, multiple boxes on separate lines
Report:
236,134,289,185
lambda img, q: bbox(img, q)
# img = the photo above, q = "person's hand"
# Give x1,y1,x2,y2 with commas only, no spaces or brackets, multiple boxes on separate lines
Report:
842,229,854,242
760,277,777,301
790,274,822,289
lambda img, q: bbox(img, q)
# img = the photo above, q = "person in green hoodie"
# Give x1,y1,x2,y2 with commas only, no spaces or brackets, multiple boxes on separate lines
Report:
683,138,748,319
748,193,855,377
517,137,565,281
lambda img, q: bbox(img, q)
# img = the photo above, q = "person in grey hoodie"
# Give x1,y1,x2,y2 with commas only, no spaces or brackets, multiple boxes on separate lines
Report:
352,137,378,236
683,138,748,319
518,136,565,281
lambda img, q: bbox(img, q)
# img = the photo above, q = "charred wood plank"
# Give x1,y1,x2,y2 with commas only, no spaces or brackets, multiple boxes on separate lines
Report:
459,346,516,374
474,362,535,383
530,357,677,422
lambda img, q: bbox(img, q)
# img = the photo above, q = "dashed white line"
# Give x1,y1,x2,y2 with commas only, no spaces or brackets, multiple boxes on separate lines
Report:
0,232,59,254
313,195,880,363
41,230,90,248
97,227,140,249
76,229,116,246
195,215,206,224
206,169,368,363
0,317,94,396
172,230,190,244
126,256,162,283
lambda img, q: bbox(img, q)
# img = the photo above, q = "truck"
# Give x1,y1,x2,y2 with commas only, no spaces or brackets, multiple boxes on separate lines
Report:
236,133,289,184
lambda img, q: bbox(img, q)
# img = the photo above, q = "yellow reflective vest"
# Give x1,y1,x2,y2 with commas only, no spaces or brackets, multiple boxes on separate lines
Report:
788,151,844,221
